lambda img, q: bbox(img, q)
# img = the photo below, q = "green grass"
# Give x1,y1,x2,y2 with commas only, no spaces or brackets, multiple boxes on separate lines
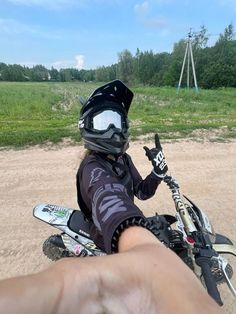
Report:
130,86,236,140
0,81,97,147
0,82,236,148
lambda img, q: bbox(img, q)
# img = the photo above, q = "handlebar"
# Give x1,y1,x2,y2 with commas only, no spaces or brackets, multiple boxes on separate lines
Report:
196,257,223,306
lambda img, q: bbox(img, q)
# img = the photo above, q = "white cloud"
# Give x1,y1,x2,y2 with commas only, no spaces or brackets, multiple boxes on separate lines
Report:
134,1,149,16
51,55,85,70
134,1,168,30
75,55,85,70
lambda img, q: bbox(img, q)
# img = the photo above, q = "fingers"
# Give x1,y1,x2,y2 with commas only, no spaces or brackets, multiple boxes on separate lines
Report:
143,146,151,160
155,134,162,150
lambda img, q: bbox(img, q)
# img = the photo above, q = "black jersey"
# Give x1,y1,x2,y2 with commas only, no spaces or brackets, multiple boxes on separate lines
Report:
76,151,162,252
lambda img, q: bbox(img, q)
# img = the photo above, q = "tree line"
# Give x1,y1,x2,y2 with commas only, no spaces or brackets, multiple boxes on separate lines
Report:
0,24,235,89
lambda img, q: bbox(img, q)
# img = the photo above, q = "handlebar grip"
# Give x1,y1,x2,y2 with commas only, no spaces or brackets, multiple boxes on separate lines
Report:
196,257,223,306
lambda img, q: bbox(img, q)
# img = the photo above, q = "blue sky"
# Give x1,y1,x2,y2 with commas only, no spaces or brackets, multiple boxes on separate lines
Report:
0,0,235,70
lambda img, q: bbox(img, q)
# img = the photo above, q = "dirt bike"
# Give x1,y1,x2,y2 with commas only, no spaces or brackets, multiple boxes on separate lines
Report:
33,174,236,306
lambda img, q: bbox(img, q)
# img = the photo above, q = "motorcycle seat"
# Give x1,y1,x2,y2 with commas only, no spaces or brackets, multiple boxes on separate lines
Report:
68,210,92,238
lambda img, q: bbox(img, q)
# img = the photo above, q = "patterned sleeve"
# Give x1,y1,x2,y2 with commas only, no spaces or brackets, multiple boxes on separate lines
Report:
126,154,162,200
78,155,146,253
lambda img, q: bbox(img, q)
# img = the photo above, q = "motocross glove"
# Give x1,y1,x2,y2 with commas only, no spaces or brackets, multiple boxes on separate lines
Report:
143,134,168,179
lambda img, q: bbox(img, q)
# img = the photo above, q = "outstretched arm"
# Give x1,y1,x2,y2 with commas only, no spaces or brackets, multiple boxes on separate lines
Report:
0,227,222,314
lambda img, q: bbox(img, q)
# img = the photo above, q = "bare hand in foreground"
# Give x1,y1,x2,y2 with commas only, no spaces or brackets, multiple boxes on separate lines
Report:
0,227,222,314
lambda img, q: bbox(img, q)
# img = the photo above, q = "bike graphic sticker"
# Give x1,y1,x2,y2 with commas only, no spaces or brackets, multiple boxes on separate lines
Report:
41,204,70,223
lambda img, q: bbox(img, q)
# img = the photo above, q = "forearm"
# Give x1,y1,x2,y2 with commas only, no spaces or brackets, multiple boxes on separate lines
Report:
0,240,222,314
134,172,162,200
118,227,223,314
0,268,62,314
118,225,161,252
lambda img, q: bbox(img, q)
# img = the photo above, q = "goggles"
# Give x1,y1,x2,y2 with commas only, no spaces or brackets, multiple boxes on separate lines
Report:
92,110,126,131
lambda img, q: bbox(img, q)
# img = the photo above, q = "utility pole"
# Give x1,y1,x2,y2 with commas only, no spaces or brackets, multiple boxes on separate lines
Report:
177,29,199,92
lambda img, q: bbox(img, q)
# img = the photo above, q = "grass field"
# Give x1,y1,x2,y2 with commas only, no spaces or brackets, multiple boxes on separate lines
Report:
0,81,236,147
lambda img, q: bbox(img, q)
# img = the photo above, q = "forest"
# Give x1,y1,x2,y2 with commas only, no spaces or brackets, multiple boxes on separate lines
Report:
0,24,235,89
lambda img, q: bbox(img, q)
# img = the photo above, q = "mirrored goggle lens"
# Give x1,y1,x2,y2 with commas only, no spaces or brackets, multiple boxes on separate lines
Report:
92,110,123,131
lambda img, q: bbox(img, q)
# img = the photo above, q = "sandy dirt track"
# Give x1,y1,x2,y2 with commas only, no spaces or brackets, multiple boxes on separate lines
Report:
0,139,236,313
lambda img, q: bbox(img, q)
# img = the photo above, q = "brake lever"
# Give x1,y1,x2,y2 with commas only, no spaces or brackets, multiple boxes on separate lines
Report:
218,256,236,297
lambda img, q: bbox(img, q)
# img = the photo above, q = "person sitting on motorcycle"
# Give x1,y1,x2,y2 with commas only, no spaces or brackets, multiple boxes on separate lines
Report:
0,80,221,314
76,80,168,254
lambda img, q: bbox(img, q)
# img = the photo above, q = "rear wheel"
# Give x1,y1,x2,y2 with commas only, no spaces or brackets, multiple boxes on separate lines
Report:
42,234,70,261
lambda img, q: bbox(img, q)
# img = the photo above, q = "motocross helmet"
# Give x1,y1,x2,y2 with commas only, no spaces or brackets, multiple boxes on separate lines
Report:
78,80,134,155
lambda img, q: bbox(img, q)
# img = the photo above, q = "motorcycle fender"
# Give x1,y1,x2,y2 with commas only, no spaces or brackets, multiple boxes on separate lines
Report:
33,203,74,226
215,233,233,245
213,244,236,257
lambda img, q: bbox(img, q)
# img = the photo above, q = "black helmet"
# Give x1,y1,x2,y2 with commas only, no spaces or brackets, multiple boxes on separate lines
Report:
78,80,134,155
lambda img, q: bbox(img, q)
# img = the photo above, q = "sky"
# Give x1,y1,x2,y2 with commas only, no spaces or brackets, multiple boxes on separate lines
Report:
0,0,235,70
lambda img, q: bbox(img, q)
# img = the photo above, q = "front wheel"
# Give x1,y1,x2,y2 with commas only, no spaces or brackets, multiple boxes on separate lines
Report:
42,234,70,261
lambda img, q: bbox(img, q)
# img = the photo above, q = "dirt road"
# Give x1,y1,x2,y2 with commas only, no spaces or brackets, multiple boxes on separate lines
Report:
0,139,235,313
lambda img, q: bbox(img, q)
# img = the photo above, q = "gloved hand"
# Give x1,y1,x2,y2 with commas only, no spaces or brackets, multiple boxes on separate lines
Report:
143,134,168,179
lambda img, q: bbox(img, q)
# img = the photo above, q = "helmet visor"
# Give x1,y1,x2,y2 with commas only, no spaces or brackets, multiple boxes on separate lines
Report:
92,110,123,131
